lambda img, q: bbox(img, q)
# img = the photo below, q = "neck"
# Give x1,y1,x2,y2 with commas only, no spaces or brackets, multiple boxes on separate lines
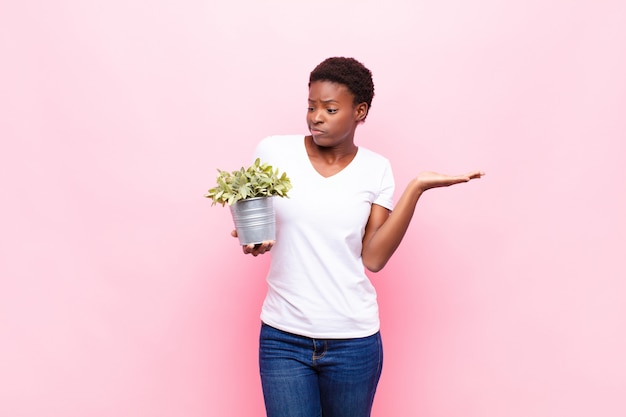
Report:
305,136,357,164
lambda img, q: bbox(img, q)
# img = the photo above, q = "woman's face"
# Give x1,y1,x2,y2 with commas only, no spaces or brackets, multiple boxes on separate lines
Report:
307,80,366,148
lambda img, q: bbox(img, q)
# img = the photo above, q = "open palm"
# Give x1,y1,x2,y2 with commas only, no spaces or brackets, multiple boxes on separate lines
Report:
415,170,484,191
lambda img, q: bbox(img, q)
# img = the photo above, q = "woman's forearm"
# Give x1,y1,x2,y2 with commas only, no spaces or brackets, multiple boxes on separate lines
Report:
362,179,424,272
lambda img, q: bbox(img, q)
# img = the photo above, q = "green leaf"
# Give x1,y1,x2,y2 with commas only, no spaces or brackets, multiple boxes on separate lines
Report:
205,158,292,206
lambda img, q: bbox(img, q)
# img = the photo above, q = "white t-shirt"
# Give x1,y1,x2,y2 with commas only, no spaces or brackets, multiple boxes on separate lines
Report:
254,135,395,339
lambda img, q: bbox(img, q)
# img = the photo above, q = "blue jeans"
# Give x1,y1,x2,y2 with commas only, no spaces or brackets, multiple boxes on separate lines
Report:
259,323,383,417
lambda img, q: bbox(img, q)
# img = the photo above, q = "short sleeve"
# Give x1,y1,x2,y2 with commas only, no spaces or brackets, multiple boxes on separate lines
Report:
373,161,395,211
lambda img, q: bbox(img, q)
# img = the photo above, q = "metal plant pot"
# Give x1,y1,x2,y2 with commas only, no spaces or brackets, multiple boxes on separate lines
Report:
229,196,276,245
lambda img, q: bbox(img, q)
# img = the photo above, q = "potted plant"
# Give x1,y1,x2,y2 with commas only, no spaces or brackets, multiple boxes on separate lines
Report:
204,158,292,245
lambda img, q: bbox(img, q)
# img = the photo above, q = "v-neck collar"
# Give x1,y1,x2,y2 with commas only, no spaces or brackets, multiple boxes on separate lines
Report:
302,136,360,179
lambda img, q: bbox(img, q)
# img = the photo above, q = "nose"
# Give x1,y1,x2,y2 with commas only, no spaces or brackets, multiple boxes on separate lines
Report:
310,108,324,124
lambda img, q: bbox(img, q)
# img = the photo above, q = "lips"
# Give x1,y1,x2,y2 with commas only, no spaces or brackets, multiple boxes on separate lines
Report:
310,128,325,135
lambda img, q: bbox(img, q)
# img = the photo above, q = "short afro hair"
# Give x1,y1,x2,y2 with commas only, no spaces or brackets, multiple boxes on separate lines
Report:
309,57,375,119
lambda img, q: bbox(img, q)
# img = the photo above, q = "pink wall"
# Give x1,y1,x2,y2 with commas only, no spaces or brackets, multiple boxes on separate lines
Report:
1,1,625,416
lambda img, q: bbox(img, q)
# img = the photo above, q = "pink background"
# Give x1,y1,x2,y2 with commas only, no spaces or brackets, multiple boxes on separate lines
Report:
1,1,625,416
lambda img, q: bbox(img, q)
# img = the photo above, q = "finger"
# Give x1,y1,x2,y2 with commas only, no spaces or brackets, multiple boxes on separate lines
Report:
241,240,275,256
468,171,485,179
242,243,256,254
256,241,273,255
231,229,238,238
446,175,471,184
255,241,273,254
243,243,265,255
444,175,477,186
252,243,270,257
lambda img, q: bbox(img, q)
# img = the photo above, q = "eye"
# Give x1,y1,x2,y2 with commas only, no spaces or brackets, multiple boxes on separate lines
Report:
327,108,338,114
307,107,315,112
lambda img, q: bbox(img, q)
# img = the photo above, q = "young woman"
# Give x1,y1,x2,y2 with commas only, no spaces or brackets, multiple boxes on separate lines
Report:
232,57,484,417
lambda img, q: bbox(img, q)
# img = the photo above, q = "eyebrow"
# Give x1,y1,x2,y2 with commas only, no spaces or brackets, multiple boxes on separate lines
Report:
308,98,339,104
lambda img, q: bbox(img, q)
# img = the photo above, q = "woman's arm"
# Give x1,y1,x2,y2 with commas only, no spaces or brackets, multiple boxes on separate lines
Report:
361,170,484,272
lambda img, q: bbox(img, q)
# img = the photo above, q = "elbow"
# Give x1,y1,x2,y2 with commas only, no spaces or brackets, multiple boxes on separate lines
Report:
362,248,391,273
363,258,388,273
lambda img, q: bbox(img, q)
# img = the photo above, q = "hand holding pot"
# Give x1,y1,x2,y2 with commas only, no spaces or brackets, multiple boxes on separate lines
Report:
231,229,274,256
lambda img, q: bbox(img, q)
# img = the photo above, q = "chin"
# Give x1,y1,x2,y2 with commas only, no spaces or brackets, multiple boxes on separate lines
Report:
312,137,334,147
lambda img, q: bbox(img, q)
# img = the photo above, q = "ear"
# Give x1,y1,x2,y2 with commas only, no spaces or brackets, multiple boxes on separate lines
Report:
355,102,368,121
